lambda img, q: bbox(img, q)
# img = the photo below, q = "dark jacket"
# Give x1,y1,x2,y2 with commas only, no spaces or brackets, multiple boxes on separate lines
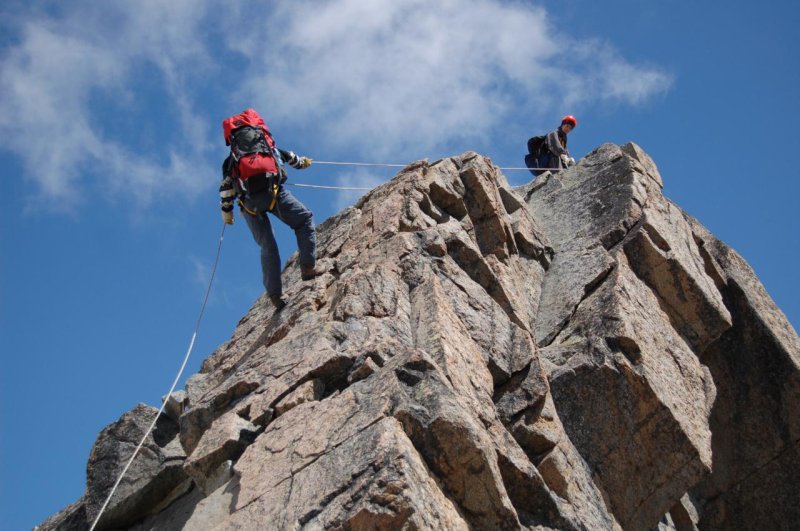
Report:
543,128,570,170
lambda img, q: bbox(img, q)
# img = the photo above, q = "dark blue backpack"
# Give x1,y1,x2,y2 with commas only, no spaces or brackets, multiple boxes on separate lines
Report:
525,135,548,176
527,135,547,157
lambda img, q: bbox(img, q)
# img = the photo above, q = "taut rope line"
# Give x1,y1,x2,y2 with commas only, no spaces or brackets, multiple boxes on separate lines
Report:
289,160,561,192
312,159,558,172
287,183,373,191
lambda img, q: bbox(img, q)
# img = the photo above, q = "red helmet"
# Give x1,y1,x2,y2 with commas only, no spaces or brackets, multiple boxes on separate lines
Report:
561,115,577,127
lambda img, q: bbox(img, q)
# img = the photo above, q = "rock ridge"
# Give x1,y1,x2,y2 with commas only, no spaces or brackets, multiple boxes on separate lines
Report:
39,144,800,531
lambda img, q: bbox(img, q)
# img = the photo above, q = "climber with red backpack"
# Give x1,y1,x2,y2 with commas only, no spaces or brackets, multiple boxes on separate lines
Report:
220,108,324,310
525,115,578,177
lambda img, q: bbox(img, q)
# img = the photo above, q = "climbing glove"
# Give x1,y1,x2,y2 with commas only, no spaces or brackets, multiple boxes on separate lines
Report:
298,157,313,169
222,210,234,225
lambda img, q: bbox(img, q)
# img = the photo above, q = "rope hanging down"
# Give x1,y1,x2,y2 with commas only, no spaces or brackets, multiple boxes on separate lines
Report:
89,223,227,531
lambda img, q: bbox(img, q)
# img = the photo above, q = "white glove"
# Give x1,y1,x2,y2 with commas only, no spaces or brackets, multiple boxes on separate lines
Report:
222,210,234,225
567,157,576,167
560,154,569,166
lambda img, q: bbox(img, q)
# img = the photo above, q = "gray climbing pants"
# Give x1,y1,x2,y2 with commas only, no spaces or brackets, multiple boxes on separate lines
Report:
242,187,316,297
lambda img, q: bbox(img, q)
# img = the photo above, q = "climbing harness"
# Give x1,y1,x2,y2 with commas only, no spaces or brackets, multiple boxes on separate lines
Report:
239,200,259,216
89,223,226,531
238,182,281,214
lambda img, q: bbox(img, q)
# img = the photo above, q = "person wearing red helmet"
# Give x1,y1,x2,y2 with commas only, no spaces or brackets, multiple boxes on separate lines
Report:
529,115,577,176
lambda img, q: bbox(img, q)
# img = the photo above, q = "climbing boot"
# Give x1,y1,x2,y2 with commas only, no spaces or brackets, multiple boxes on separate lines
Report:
301,263,325,281
269,294,287,311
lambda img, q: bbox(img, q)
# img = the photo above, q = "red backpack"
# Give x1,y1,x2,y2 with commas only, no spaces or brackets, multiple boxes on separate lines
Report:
222,109,281,180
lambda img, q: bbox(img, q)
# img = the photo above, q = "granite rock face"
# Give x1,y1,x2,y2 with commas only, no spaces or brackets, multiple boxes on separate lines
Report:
39,145,800,530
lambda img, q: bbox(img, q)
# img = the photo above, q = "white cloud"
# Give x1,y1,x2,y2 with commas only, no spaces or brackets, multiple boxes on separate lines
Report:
240,0,671,159
0,24,123,203
0,0,671,210
559,39,672,108
238,0,554,158
0,1,221,210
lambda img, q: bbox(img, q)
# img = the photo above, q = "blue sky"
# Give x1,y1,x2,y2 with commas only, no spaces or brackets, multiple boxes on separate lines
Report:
1,1,798,528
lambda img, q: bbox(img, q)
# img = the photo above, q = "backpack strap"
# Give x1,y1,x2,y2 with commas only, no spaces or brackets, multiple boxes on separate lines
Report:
259,129,287,184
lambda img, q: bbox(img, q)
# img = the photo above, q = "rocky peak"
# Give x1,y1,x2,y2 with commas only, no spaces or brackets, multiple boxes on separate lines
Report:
40,144,800,530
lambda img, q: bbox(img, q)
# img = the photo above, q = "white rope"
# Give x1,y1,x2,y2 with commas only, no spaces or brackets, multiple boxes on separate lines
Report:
89,223,226,531
312,159,556,172
496,166,558,171
287,183,373,191
313,160,407,168
290,160,559,193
